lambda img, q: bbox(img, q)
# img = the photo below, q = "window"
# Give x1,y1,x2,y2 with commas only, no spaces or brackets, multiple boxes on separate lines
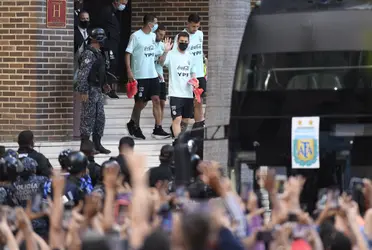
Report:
247,51,372,90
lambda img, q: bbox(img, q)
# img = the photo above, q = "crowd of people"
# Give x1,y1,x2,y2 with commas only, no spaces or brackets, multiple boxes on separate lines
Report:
0,130,371,250
74,0,208,156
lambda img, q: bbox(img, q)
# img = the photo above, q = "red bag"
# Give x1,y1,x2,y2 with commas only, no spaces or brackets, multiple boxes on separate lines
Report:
126,80,138,98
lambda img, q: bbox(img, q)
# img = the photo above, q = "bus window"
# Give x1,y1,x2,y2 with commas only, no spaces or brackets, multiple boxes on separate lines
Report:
247,51,372,90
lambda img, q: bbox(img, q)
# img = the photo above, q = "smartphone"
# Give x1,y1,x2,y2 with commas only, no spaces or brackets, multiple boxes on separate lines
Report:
176,186,188,207
161,210,173,232
6,209,17,231
349,177,364,192
241,183,252,202
256,230,273,243
31,193,44,213
288,213,298,222
328,188,340,209
62,209,73,230
292,224,311,239
115,196,130,226
316,188,328,210
275,175,287,194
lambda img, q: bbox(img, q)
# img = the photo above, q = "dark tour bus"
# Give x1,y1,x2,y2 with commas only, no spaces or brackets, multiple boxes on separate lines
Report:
229,0,372,211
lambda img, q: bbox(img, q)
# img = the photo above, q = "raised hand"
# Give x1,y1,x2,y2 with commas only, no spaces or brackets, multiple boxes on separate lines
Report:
163,37,173,52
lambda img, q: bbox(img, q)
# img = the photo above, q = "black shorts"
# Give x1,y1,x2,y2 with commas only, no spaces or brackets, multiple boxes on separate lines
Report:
169,97,194,119
197,77,207,98
159,82,167,101
134,78,160,102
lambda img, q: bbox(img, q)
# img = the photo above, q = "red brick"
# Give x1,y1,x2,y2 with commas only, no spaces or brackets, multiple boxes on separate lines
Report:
0,1,73,142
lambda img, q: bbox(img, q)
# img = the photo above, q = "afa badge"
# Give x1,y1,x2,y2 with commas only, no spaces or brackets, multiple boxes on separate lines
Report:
291,117,320,169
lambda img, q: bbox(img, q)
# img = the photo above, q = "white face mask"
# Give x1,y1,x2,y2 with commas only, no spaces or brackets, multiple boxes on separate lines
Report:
151,23,158,33
117,4,126,11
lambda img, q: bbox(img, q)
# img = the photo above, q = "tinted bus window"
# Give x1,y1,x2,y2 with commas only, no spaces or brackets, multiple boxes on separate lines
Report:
247,51,372,90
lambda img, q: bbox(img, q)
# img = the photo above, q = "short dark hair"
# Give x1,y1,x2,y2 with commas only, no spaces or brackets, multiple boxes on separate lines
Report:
119,136,135,149
188,13,201,23
157,23,166,31
143,14,156,25
177,31,189,41
18,130,34,147
78,10,89,17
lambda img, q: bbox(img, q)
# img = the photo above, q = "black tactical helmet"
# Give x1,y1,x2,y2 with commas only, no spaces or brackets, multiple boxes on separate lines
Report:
68,151,88,174
58,149,72,170
90,28,107,43
3,155,24,182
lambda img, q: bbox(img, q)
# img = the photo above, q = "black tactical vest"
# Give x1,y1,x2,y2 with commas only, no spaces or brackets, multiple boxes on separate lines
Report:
86,46,106,88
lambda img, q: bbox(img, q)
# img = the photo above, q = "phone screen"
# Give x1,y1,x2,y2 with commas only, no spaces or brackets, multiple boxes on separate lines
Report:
349,177,364,191
256,230,273,243
176,186,187,207
62,209,72,230
117,204,128,225
31,193,43,213
328,189,340,209
275,175,287,194
161,211,172,232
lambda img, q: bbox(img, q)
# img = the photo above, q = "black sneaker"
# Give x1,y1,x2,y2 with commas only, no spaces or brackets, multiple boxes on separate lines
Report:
107,90,119,99
133,127,146,140
127,120,135,136
151,126,171,139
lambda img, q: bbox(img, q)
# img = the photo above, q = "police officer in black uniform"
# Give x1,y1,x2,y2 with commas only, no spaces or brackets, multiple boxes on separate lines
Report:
77,28,111,154
17,130,53,177
45,151,91,207
0,156,21,206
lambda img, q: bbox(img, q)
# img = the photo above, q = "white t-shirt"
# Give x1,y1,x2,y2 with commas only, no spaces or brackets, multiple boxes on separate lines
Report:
164,50,195,98
173,29,204,78
125,29,158,79
154,41,165,81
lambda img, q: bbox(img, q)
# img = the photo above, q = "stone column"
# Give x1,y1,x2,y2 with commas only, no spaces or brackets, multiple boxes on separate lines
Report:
204,0,251,167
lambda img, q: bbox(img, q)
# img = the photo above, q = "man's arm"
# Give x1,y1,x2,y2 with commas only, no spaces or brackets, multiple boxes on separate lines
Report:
125,34,137,80
77,50,95,94
159,52,169,66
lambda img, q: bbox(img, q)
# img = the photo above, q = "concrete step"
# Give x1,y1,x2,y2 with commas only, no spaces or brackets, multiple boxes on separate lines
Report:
2,139,171,169
105,107,172,117
104,127,173,137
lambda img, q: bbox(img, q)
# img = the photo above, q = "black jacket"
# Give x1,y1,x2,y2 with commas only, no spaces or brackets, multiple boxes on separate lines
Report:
74,26,88,54
17,147,52,177
148,163,173,187
95,5,120,56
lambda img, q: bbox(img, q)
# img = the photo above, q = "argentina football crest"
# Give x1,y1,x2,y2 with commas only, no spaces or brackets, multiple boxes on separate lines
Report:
291,117,320,169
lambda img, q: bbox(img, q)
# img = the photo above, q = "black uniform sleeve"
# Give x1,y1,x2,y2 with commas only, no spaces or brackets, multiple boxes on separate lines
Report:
35,153,53,177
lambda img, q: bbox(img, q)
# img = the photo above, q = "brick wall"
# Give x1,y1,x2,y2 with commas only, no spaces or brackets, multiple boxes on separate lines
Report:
0,0,74,142
131,0,209,55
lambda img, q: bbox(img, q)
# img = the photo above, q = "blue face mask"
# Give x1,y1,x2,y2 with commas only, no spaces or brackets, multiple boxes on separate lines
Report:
117,4,126,11
152,23,158,33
